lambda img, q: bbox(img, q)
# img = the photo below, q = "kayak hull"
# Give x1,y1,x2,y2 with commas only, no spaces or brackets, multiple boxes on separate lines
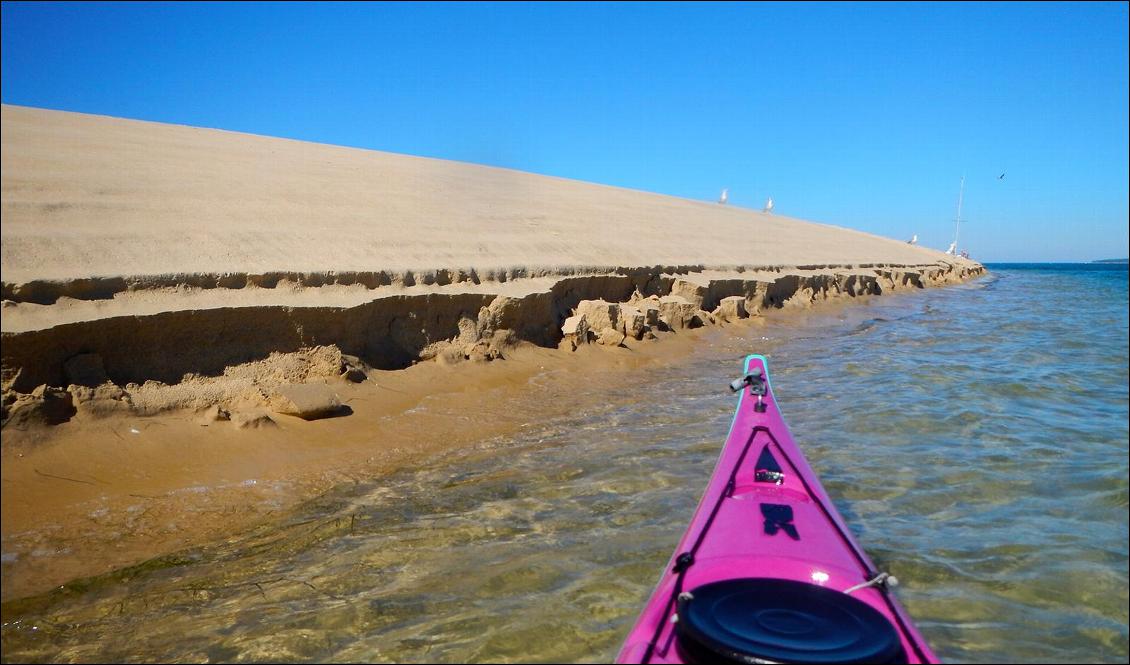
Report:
616,355,937,664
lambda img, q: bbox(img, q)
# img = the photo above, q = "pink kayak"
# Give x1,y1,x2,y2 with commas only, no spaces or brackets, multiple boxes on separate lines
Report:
617,354,938,664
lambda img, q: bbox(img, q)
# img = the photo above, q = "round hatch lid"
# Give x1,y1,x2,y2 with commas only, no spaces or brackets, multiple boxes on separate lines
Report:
675,577,907,664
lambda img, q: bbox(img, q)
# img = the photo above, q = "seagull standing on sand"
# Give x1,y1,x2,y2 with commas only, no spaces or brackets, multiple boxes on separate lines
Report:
907,234,918,245
763,196,774,213
719,188,729,205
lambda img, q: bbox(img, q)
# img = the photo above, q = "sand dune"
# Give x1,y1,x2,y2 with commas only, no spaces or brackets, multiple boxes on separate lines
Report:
1,103,981,406
2,103,963,286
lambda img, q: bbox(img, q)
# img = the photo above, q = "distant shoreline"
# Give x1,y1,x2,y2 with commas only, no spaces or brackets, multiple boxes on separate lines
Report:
985,261,1128,267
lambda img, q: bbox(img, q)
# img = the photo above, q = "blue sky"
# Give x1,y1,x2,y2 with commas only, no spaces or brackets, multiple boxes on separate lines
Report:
2,1,1127,262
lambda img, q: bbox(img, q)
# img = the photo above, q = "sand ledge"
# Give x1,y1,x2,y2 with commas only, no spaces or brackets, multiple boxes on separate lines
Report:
2,261,964,307
1,262,984,428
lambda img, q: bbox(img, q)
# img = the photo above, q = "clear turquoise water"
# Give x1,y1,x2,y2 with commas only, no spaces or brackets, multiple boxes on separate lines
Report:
2,264,1127,663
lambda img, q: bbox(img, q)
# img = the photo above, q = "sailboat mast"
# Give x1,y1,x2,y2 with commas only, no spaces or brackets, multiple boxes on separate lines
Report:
954,175,965,250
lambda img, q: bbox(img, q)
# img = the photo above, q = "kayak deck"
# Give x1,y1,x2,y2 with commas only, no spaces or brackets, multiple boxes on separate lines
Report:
616,355,937,664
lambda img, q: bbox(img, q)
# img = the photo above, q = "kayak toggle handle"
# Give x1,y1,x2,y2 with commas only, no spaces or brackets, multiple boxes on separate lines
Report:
844,571,899,595
730,370,768,412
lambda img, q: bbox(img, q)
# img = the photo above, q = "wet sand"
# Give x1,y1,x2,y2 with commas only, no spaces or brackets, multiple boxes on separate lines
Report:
1,323,741,602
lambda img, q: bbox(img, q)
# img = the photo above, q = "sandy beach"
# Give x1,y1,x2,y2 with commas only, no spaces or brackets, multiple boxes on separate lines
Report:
1,104,984,602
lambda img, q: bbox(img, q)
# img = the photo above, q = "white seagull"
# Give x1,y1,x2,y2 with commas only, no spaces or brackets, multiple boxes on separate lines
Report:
763,196,774,213
719,188,729,205
907,234,918,245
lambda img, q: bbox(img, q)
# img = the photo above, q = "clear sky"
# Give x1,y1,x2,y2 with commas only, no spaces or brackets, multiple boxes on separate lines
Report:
2,1,1127,262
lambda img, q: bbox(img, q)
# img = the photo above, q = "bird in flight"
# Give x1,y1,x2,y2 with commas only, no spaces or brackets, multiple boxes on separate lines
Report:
998,172,1005,179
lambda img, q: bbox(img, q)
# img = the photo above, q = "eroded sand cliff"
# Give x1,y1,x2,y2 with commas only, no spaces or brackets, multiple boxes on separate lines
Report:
2,263,982,429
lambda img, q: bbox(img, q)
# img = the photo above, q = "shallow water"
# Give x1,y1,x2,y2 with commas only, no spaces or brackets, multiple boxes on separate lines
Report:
2,264,1127,663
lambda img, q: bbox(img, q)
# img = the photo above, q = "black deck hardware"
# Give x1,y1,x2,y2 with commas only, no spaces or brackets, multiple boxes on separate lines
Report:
754,446,785,484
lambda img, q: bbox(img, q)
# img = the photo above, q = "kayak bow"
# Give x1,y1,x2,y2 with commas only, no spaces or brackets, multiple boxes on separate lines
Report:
617,354,937,664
